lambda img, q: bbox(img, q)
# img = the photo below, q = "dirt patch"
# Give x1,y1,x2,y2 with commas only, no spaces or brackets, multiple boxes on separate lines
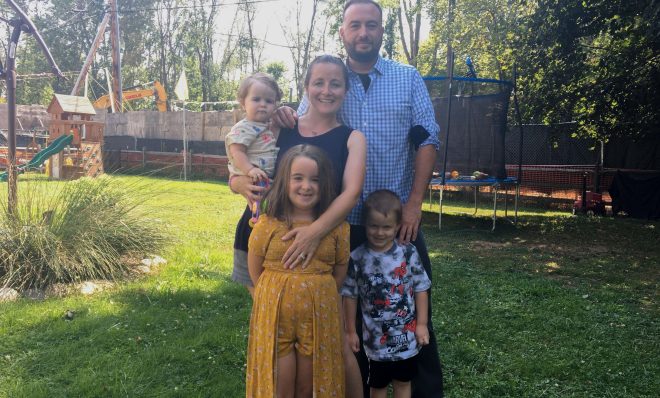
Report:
468,239,610,256
469,240,512,250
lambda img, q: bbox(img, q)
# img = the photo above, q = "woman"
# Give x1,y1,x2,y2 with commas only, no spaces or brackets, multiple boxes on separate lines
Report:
230,54,366,397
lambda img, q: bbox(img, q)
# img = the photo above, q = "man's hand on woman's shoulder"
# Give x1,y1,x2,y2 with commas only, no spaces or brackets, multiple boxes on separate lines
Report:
272,106,298,129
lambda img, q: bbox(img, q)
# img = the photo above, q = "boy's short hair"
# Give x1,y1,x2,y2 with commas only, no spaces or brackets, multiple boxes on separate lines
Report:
363,189,402,224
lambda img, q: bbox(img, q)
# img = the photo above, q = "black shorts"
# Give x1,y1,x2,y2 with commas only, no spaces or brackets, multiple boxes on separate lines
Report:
368,355,419,389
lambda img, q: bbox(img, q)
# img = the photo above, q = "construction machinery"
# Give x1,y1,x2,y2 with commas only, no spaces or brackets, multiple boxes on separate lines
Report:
93,81,167,112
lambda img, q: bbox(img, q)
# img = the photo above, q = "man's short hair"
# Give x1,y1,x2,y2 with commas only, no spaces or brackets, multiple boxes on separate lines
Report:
363,189,402,224
343,0,383,19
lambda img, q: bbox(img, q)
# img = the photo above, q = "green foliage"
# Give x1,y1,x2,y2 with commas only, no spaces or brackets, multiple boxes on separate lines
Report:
517,0,659,139
0,176,168,291
3,0,656,141
264,61,286,83
383,8,399,59
420,0,658,140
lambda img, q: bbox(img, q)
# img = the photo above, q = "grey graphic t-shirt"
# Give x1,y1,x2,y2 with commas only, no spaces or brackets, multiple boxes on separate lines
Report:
341,242,431,361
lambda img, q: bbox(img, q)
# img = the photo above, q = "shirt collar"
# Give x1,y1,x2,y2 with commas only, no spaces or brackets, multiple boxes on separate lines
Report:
346,55,387,76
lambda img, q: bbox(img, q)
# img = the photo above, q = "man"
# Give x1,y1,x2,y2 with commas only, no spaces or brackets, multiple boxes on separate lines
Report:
275,2,443,396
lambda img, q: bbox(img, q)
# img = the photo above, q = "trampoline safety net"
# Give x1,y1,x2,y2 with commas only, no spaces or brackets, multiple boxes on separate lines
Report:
424,77,513,179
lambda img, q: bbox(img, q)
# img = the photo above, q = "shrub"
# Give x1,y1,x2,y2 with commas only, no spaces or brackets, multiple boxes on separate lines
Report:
0,176,167,290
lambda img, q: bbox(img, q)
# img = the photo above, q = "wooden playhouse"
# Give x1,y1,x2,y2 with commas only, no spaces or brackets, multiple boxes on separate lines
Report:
47,94,105,179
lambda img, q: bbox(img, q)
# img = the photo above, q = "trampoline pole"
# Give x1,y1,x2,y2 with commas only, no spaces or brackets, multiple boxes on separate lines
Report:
442,51,454,187
442,0,455,187
513,64,524,186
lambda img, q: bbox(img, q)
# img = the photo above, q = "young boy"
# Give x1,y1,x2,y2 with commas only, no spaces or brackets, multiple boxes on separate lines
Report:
341,189,431,398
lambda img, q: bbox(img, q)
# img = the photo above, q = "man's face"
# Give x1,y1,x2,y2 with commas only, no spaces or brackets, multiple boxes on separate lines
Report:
339,3,384,64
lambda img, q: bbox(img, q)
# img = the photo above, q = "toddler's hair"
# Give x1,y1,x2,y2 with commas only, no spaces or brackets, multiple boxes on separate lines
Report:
362,189,402,224
264,145,336,227
237,72,282,104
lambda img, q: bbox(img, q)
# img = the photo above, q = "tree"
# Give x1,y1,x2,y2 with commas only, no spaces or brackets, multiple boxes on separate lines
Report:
264,61,288,100
8,0,108,104
518,0,659,139
281,0,324,100
239,0,261,72
182,0,220,103
396,0,423,67
418,0,532,78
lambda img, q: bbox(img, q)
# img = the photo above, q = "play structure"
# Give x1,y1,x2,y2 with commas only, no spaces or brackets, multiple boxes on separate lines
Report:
46,94,104,179
0,134,72,181
425,70,524,231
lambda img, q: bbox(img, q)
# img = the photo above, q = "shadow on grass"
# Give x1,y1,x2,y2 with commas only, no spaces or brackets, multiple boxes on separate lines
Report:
422,211,659,295
0,277,251,397
421,213,659,397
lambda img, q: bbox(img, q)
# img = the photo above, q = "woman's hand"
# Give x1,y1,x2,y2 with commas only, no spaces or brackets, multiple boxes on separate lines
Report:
230,175,267,206
280,225,322,269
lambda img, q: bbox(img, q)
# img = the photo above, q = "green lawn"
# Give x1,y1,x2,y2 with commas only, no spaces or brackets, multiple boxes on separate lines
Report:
1,175,658,397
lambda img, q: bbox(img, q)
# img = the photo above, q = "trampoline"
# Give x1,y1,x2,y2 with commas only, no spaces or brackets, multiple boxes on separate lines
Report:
424,75,524,231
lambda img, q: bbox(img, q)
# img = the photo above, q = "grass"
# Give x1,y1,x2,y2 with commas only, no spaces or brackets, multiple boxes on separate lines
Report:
1,175,658,397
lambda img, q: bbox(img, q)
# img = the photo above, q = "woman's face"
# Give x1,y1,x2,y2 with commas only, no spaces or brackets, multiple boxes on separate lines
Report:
305,62,347,116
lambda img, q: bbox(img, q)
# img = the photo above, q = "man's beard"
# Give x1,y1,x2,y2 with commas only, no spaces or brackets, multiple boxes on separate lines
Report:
345,40,381,63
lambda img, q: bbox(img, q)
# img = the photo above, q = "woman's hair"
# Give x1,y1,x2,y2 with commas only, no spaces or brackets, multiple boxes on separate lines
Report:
264,145,336,227
362,189,402,225
236,72,283,104
304,54,350,91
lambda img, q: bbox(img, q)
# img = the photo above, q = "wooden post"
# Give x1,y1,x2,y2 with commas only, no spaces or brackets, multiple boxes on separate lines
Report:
109,0,122,111
71,14,109,96
5,22,23,217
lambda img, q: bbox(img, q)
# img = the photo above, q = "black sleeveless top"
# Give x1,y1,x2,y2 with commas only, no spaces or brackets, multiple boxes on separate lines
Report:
276,123,353,195
234,124,353,253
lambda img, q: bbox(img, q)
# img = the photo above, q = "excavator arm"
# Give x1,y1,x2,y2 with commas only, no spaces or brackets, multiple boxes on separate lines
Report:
93,81,168,112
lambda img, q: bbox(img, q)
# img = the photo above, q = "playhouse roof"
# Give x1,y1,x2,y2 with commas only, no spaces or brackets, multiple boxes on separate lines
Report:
48,94,96,115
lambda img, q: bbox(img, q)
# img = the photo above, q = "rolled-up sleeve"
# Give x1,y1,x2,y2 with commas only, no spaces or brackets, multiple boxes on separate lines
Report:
411,70,440,150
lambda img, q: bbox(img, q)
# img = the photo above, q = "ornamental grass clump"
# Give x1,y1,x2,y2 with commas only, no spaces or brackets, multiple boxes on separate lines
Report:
0,176,167,291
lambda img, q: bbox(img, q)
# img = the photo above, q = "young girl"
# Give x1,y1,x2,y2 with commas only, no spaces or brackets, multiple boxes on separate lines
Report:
225,72,281,184
246,144,348,397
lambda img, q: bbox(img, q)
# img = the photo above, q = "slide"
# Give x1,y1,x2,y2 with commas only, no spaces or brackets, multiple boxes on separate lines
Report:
0,134,73,181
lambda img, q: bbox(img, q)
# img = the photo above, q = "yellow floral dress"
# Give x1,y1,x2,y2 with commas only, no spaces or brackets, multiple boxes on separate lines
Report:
246,215,349,397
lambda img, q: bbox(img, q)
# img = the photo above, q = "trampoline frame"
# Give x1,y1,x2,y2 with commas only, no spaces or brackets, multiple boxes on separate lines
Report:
424,65,524,232
428,177,519,231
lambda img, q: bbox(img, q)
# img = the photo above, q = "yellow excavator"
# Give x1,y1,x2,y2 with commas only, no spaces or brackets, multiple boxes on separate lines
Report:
93,81,168,112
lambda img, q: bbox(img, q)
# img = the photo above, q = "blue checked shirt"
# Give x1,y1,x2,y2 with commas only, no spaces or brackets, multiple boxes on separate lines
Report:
299,56,440,224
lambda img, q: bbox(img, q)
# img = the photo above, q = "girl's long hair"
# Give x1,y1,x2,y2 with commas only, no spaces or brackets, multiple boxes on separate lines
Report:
264,145,336,227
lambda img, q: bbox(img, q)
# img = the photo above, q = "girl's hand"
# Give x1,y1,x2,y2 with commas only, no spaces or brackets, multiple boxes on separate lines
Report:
281,225,321,269
230,175,267,206
415,323,430,346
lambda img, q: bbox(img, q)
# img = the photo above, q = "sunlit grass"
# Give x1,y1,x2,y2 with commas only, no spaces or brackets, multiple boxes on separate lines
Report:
0,175,658,397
